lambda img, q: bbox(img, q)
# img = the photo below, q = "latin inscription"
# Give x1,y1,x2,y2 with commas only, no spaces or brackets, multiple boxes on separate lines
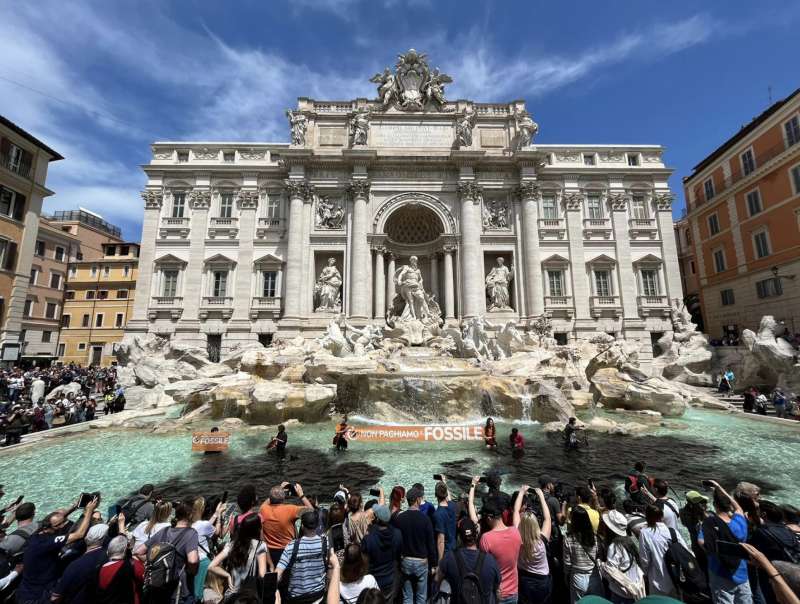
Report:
372,121,453,148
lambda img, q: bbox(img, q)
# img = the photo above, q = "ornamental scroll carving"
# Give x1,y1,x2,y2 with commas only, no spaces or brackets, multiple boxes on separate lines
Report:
193,147,219,160
189,189,211,209
347,180,371,199
151,148,173,160
563,192,584,211
654,192,675,211
283,179,315,201
237,189,259,209
457,181,483,203
369,48,453,112
240,148,266,160
515,182,539,201
141,190,162,209
607,192,629,211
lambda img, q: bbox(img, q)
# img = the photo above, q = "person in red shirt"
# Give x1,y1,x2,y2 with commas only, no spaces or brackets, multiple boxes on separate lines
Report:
97,535,145,603
483,417,497,450
509,428,525,459
477,496,522,604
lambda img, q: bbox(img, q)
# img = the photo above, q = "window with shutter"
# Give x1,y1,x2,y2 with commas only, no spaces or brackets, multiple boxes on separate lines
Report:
11,193,25,221
3,242,17,271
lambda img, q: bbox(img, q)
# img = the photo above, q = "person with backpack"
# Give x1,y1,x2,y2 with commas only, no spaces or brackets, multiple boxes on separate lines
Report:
639,504,691,599
599,510,645,604
0,501,37,558
276,510,328,604
208,514,268,602
436,518,500,604
96,535,145,604
119,485,155,528
514,486,552,604
624,462,651,508
562,505,601,603
747,501,799,604
642,479,681,532
134,499,199,604
361,504,402,600
50,523,109,603
130,502,173,550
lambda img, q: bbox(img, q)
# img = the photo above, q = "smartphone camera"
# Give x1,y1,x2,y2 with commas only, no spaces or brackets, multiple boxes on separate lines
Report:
369,488,381,497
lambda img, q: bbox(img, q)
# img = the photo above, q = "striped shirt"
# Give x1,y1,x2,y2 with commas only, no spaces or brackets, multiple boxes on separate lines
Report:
277,536,327,597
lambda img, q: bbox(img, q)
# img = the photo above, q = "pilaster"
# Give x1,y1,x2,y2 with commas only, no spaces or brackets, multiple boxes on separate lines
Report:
655,192,684,303
517,181,543,318
231,189,259,324
443,246,456,320
457,177,485,319
608,191,639,320
373,247,386,320
178,188,210,327
564,191,591,322
129,190,163,331
282,179,314,321
348,179,371,320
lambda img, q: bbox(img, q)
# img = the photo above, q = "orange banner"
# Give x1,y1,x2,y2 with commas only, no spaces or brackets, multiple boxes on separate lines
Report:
192,431,230,451
348,424,485,443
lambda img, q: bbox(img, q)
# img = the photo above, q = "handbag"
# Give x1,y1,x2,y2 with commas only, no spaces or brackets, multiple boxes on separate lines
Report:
598,561,646,600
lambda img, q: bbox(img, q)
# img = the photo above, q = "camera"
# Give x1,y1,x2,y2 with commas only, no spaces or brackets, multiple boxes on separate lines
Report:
369,488,381,497
284,483,298,497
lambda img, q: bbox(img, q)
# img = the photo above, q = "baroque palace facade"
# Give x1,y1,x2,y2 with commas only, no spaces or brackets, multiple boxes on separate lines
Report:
129,50,682,362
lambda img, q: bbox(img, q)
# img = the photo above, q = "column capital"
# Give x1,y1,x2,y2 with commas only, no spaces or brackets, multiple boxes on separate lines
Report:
236,189,259,209
563,191,584,211
347,179,371,199
283,179,315,202
189,189,211,209
515,182,540,201
457,180,482,203
653,191,675,212
443,244,457,254
141,189,162,209
607,191,629,211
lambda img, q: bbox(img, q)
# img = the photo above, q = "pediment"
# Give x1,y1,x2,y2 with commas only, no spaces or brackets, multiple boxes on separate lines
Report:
253,253,284,265
586,253,616,265
632,253,663,265
542,253,570,265
153,253,187,266
203,253,237,265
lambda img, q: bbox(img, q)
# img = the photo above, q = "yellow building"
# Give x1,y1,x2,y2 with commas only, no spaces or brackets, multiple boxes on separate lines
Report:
57,243,139,366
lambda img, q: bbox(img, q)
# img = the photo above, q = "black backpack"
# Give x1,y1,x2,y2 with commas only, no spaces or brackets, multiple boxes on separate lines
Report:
664,527,709,600
454,549,485,604
0,529,30,578
143,527,190,594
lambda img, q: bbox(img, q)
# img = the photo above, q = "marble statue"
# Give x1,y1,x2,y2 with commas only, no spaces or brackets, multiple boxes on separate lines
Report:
345,321,383,356
485,257,514,311
482,200,509,229
514,109,539,149
423,67,452,107
315,196,344,229
286,110,308,146
462,316,493,362
349,109,370,146
394,256,430,321
455,107,476,148
495,319,528,359
318,316,351,357
314,258,343,312
370,49,453,111
370,68,398,108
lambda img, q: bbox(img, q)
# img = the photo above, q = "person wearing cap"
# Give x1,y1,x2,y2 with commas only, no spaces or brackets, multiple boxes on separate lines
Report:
392,486,436,604
259,481,312,567
362,504,403,599
680,490,711,575
276,510,329,603
50,523,110,603
601,510,645,603
436,517,500,604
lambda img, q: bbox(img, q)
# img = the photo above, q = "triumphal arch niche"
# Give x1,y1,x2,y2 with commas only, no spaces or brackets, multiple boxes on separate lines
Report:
138,48,679,353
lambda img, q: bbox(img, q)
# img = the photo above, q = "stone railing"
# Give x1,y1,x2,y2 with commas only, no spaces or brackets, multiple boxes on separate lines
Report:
202,296,233,306
629,218,656,228
251,296,281,308
538,218,566,239
545,295,572,306
162,217,189,226
152,296,183,305
211,216,238,226
591,295,619,306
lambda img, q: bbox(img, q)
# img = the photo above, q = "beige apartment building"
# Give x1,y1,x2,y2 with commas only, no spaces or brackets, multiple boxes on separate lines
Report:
682,87,800,339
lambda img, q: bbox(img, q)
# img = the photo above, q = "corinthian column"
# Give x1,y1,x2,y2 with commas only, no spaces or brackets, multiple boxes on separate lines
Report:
386,253,396,307
518,182,543,317
443,246,456,320
373,247,386,319
457,181,485,319
231,190,258,322
283,179,314,320
348,179,371,320
129,190,163,331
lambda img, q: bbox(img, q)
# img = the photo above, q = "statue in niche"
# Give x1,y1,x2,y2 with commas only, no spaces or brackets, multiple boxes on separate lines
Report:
314,258,343,312
482,200,509,229
514,108,539,149
315,196,344,229
349,109,370,146
485,257,514,311
455,107,476,148
286,110,308,146
394,255,430,321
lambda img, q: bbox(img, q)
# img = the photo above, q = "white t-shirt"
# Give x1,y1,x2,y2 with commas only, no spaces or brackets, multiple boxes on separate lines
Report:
606,540,643,597
658,498,680,532
639,523,686,597
131,521,171,548
193,519,216,559
340,574,379,604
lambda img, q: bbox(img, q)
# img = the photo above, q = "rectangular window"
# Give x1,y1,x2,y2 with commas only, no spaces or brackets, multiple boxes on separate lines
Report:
219,193,234,218
78,342,86,351
86,290,95,300
35,240,45,256
120,245,129,256
162,270,179,297
756,278,783,299
0,186,25,219
82,314,90,327
30,268,37,285
583,153,595,166
65,290,75,300
97,290,108,300
212,271,228,297
746,190,762,216
106,245,116,256
266,197,280,219
740,149,756,176
19,329,25,344
721,289,735,306
57,343,65,357
23,299,32,317
631,195,648,219
627,153,639,166
541,196,557,219
61,314,71,327
754,231,770,258
223,151,235,163
91,265,98,277
49,273,61,289
115,313,124,328
172,193,186,218
713,249,726,273
177,151,189,163
103,265,110,277
791,165,800,194
704,178,715,201
690,260,696,274
116,290,128,299
95,314,103,327
641,269,659,296
708,213,720,235
0,238,13,271
41,331,51,343
586,195,603,219
69,265,77,277
262,271,277,298
45,302,57,319
54,246,65,262
594,270,612,297
547,270,564,297
786,116,800,147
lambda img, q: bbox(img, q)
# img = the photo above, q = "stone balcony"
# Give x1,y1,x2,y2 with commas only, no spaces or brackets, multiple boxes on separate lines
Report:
200,296,233,320
159,216,190,239
628,218,659,239
249,296,282,319
208,216,239,239
256,217,286,239
637,294,670,317
583,218,612,239
538,218,566,240
544,295,574,317
148,296,183,320
590,295,622,318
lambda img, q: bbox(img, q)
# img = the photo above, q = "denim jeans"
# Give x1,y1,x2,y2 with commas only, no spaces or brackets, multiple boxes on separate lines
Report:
710,573,754,604
401,558,428,604
499,595,518,604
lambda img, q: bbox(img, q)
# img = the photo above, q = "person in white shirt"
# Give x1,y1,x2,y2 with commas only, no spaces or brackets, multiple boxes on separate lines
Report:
339,543,379,604
130,500,172,549
642,479,680,532
191,496,224,601
638,504,687,598
602,510,645,603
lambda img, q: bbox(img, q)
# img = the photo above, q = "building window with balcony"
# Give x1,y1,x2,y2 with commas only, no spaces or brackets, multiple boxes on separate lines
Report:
0,186,26,221
785,116,800,147
547,270,565,297
640,269,659,296
627,153,640,166
791,164,800,195
61,314,71,327
753,230,771,259
746,189,762,216
54,246,65,262
219,193,234,218
172,193,186,218
35,240,45,256
162,270,179,297
262,271,278,298
45,302,57,319
713,248,726,273
740,148,756,176
82,314,90,327
586,194,603,219
212,271,229,298
756,278,782,299
704,178,715,201
23,299,33,318
631,194,648,219
541,195,558,219
708,213,720,236
721,289,735,306
1,141,33,177
266,196,281,219
594,270,612,297
583,153,596,166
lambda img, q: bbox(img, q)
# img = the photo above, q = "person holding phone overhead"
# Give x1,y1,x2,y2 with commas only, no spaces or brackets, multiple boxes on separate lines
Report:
698,480,753,603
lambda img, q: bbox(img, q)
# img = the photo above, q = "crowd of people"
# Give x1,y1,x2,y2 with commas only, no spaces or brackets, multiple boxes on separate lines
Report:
0,365,125,445
0,460,798,604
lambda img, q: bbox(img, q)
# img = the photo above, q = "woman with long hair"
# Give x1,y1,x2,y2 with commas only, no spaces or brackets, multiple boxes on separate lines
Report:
328,503,350,563
338,543,379,604
130,501,172,549
600,510,644,604
192,496,226,601
345,493,377,546
563,505,602,603
209,513,268,600
484,417,497,449
514,486,552,604
389,486,405,518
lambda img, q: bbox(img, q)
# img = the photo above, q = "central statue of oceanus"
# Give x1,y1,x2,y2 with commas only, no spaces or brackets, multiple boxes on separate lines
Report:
385,256,443,343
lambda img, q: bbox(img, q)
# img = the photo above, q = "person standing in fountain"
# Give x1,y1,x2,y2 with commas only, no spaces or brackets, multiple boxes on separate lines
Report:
267,424,288,458
334,415,350,451
509,428,525,459
484,418,497,450
563,417,584,450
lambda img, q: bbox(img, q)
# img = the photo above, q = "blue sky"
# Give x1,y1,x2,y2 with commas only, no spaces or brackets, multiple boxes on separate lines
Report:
1,0,798,240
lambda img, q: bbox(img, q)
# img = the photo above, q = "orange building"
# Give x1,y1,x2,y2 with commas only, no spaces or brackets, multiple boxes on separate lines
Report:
682,88,800,339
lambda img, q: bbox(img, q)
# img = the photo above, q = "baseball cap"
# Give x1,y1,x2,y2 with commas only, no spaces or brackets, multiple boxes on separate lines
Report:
458,518,478,541
480,498,501,518
372,504,390,523
686,490,708,505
